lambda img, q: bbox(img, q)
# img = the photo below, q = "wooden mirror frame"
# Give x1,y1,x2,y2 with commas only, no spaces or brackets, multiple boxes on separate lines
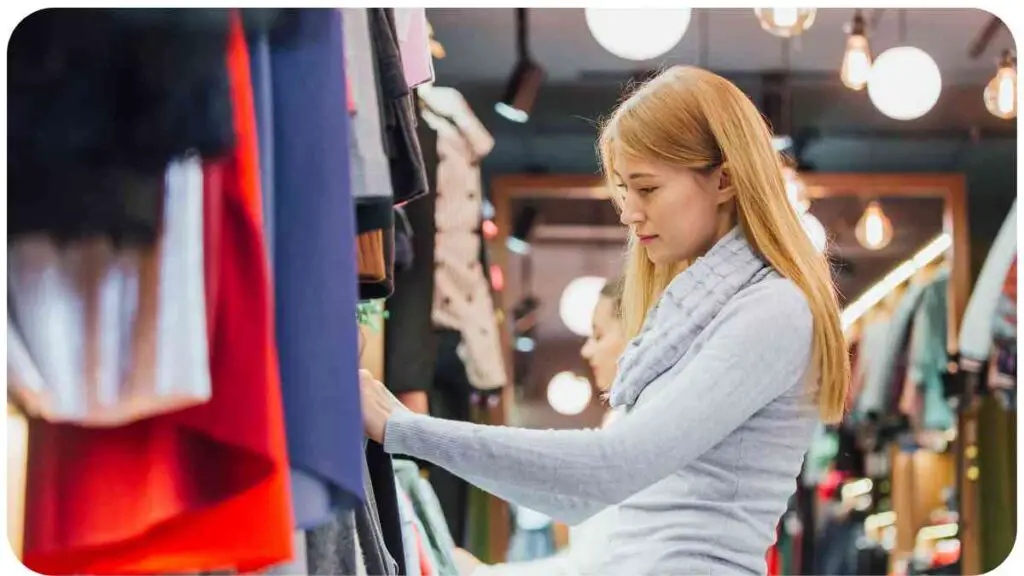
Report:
488,172,977,572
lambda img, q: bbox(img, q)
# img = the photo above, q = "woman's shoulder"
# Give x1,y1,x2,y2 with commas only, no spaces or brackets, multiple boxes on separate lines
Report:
725,276,813,334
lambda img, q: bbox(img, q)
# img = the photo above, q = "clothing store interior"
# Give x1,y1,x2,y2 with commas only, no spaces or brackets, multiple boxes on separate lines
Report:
5,7,1017,576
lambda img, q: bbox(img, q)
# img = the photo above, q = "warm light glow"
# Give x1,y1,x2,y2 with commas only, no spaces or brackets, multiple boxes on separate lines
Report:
867,46,942,120
801,213,827,253
495,102,529,123
841,233,952,330
547,371,593,416
855,201,894,250
841,34,873,91
754,8,817,38
865,511,898,532
984,61,1017,119
585,9,692,61
559,276,607,337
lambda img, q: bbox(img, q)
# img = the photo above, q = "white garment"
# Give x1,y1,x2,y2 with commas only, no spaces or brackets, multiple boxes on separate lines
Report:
7,157,212,425
422,86,506,391
959,199,1017,363
471,410,624,576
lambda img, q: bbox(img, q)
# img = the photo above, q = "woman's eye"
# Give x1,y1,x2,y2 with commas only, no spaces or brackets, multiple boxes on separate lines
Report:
638,187,658,195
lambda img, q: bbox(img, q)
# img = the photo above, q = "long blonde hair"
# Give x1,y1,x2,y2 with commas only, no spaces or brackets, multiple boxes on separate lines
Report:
598,66,849,424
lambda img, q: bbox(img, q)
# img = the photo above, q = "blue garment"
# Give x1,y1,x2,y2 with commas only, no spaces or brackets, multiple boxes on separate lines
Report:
248,29,275,260
268,8,364,528
909,270,955,431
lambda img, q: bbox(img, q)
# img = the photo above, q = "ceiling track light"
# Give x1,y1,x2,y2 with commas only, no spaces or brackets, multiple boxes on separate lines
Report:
984,49,1017,120
495,8,545,123
841,9,872,91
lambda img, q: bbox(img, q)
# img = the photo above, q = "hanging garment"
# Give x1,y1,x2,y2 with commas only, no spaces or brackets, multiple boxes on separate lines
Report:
8,157,211,426
394,8,435,88
849,317,892,421
367,441,407,575
424,91,506,392
306,509,361,575
908,270,956,431
960,200,1017,363
248,25,275,260
8,9,235,246
988,257,1017,409
394,459,460,576
267,7,366,529
385,119,439,395
22,15,293,574
860,281,929,419
359,230,389,282
342,7,394,203
396,482,424,576
371,8,430,206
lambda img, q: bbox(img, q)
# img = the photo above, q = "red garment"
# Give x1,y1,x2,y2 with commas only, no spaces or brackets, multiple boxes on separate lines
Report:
22,14,293,574
765,545,780,576
412,521,435,576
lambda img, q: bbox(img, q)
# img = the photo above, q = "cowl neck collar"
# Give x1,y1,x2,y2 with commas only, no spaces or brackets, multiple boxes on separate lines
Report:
608,227,774,408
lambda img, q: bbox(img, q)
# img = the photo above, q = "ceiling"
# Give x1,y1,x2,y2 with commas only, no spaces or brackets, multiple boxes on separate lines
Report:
428,8,1014,84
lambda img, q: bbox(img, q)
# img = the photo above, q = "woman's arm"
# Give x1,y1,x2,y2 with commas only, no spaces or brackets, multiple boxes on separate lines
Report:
384,280,814,518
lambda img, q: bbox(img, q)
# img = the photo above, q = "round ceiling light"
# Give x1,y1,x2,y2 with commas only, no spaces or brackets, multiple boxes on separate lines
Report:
547,371,593,416
867,46,942,121
754,8,817,38
559,276,606,337
585,9,692,61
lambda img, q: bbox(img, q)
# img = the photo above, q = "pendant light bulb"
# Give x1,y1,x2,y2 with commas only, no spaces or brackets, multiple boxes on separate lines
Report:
754,8,817,38
984,50,1017,120
840,11,872,91
855,201,894,251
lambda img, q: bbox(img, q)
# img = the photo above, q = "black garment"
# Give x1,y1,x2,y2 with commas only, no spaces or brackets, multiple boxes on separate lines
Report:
365,440,406,575
368,8,429,206
393,207,415,272
384,119,438,394
8,9,235,246
427,329,475,545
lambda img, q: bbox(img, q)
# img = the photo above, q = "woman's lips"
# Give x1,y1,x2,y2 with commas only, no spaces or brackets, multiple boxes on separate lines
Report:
638,234,658,245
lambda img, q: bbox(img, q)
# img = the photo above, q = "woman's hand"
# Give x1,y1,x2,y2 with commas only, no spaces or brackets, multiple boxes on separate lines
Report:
452,547,483,576
359,369,407,443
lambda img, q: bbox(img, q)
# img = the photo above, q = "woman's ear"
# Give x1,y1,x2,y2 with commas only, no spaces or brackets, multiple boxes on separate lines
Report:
715,163,737,204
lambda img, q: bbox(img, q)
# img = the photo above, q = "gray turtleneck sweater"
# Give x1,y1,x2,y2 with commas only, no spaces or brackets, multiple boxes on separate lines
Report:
384,229,820,575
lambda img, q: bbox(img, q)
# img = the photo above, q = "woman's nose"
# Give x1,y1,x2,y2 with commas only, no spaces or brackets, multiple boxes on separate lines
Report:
619,195,645,226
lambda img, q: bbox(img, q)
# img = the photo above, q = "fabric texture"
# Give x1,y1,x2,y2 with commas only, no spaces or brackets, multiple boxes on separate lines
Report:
8,157,211,425
268,7,366,527
425,99,506,392
396,482,424,576
384,228,819,575
960,200,1017,362
306,509,360,576
22,16,293,573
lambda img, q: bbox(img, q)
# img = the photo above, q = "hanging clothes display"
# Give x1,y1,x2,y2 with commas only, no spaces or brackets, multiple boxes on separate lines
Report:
264,7,366,528
21,15,293,573
959,200,1017,364
8,157,211,425
422,85,507,392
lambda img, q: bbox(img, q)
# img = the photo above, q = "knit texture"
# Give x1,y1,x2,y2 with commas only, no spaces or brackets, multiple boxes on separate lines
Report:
385,228,820,575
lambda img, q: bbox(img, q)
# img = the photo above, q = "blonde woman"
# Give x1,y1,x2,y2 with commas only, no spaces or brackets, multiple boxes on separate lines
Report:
455,277,628,576
361,66,849,575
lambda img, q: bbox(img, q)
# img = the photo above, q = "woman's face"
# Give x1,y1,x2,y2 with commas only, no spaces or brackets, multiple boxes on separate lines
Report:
580,296,628,392
612,155,735,266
